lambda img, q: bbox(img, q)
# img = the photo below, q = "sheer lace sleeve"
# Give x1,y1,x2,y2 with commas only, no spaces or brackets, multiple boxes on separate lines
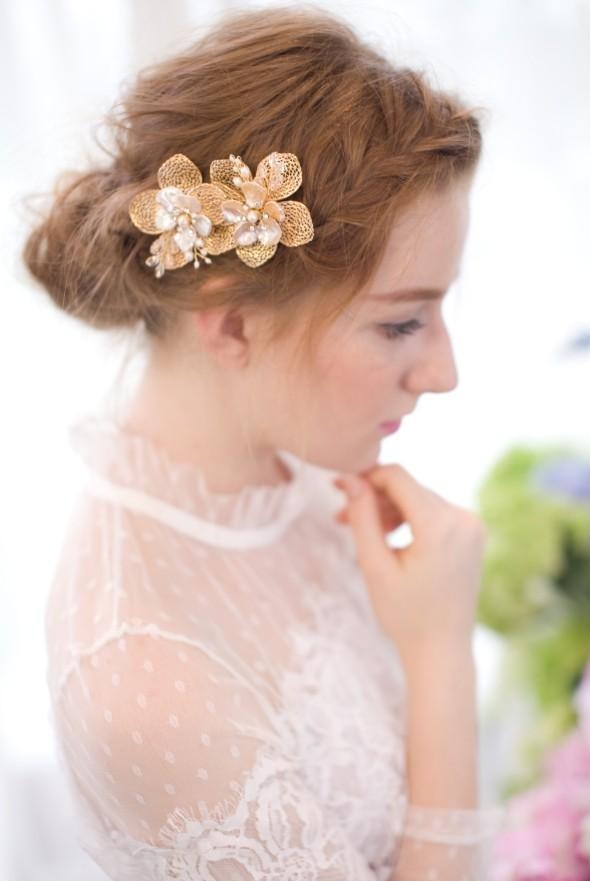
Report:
54,630,507,881
55,630,401,880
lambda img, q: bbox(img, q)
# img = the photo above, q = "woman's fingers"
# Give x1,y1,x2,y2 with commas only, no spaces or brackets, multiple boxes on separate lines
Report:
362,464,447,541
334,479,404,532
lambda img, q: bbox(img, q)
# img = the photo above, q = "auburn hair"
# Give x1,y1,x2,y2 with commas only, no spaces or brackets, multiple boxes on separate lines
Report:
21,4,487,359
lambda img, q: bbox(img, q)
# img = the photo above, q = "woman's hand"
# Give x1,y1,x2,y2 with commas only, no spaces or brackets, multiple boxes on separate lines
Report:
333,464,487,668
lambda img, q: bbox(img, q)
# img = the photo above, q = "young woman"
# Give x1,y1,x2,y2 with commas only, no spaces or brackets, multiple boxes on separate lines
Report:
24,6,507,879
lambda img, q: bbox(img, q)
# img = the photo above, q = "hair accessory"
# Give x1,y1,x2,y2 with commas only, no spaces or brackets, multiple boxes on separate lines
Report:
128,151,314,277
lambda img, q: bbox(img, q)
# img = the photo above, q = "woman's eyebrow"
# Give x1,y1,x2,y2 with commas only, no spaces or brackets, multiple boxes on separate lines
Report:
367,287,448,303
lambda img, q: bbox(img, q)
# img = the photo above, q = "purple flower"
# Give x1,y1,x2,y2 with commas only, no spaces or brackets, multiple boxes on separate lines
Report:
532,458,590,504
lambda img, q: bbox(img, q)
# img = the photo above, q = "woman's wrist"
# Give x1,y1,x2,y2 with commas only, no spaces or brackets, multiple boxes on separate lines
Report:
402,639,479,809
400,639,476,681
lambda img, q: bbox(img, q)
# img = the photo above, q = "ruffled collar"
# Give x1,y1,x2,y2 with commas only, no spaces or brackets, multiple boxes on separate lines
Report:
68,411,314,540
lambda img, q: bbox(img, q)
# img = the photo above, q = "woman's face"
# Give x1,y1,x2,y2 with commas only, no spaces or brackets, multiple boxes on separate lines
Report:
261,176,473,475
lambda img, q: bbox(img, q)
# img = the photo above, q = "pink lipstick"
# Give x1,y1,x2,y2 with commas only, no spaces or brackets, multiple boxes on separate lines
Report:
379,420,401,435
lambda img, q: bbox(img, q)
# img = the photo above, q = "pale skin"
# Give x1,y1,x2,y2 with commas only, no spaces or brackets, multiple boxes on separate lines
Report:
122,173,481,815
121,175,472,488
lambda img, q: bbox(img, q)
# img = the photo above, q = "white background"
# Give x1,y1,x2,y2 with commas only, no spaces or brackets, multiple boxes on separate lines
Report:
1,1,589,878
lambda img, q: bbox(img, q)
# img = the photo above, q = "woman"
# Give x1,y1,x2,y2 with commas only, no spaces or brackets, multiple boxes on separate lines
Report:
23,5,507,879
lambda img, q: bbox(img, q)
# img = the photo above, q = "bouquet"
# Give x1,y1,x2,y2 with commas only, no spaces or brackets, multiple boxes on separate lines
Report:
477,447,590,791
479,312,590,878
490,656,590,880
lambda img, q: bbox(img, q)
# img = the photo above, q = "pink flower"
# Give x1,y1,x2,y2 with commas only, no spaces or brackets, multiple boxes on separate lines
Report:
574,659,590,740
490,780,590,881
544,729,590,783
490,652,590,879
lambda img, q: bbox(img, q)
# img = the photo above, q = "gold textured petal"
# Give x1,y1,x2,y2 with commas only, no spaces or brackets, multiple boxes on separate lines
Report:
187,183,229,226
209,158,247,197
214,181,245,203
235,242,278,268
157,154,202,191
129,189,161,234
204,225,236,256
277,201,314,247
254,152,302,201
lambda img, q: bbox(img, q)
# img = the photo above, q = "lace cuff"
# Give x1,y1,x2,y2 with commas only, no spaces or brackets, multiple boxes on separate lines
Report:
391,801,508,881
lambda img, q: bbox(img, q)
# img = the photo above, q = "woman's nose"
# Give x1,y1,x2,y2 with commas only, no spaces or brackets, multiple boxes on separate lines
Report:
404,324,459,395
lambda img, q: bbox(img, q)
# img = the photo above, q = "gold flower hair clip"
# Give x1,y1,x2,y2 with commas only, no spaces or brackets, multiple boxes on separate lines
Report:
128,150,314,276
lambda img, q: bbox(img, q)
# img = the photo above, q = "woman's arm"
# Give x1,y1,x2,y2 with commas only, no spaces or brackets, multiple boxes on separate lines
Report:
389,643,503,880
405,642,478,809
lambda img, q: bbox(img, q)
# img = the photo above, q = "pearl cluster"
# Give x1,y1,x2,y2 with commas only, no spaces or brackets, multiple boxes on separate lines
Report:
229,154,253,189
129,150,314,274
222,154,285,249
145,186,213,277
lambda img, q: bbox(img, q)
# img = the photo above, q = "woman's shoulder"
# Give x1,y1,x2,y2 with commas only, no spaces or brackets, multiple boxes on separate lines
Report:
43,489,221,697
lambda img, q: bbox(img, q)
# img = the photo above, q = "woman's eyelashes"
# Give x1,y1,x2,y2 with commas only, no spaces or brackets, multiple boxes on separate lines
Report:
379,318,426,340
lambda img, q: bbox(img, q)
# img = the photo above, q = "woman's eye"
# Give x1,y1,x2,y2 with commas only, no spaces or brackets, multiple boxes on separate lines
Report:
379,319,426,340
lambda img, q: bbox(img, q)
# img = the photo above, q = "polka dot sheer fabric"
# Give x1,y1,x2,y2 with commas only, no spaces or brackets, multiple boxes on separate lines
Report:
45,410,507,881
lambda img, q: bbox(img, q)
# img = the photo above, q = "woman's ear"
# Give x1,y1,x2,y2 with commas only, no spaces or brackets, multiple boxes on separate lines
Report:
190,275,272,367
193,306,250,365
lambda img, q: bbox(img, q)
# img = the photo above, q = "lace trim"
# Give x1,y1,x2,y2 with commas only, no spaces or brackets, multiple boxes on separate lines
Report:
78,463,307,548
402,802,508,843
68,412,313,531
120,745,386,880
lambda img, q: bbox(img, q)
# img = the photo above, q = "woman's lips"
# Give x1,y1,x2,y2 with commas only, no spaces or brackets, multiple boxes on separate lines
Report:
379,420,401,435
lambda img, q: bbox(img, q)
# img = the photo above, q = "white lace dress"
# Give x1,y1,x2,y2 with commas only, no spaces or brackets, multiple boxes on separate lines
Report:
44,410,507,881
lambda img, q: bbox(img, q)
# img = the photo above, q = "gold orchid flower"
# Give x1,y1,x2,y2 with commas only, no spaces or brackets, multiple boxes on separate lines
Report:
128,153,227,277
207,151,315,268
129,151,315,276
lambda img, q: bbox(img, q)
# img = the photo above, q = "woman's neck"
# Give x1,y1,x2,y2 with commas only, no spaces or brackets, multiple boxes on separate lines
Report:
118,343,292,493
